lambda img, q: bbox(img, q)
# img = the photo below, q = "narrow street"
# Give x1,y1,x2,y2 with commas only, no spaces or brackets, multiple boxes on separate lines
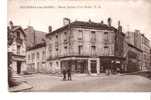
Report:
17,73,151,92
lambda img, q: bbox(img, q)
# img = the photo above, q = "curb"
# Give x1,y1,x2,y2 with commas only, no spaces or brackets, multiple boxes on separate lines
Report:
9,81,33,92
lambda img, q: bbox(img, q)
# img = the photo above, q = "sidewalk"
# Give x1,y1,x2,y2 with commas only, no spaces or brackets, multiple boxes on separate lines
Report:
9,81,33,92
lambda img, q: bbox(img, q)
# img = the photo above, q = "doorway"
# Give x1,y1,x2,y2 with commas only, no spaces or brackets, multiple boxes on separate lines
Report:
17,61,21,74
91,60,97,73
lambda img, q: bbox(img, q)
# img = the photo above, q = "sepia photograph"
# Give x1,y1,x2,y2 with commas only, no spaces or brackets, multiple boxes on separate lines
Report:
7,0,151,92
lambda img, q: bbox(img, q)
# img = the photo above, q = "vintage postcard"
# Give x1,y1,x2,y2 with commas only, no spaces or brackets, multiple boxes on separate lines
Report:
7,0,151,92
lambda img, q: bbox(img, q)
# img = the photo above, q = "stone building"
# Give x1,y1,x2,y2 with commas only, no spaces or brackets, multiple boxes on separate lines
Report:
141,34,150,70
45,18,125,74
125,42,143,72
25,42,47,73
24,26,46,49
125,30,150,72
8,21,26,74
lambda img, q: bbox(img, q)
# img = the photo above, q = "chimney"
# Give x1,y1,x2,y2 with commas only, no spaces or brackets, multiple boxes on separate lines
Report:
63,18,71,26
48,26,52,33
88,19,92,23
101,20,104,24
9,21,14,29
107,17,112,27
118,21,122,32
135,29,140,34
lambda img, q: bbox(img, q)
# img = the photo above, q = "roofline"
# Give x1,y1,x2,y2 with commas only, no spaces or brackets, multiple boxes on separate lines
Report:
27,42,46,51
46,21,118,37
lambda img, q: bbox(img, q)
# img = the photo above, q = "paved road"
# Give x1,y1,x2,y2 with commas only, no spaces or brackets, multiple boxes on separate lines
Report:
19,74,151,92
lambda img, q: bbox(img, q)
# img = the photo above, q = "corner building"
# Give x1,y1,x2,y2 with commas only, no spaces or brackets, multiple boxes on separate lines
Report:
46,19,125,74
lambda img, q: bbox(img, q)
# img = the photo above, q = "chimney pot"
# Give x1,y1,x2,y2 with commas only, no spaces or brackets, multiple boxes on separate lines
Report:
63,18,70,26
48,26,52,33
9,21,14,29
107,17,112,27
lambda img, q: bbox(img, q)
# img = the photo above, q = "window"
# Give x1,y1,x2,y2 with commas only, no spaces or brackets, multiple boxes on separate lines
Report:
78,45,83,55
78,30,83,40
104,32,109,44
56,35,58,39
104,46,109,56
48,44,52,53
64,32,67,39
91,31,96,41
56,62,58,67
37,52,39,60
104,46,108,48
16,31,20,39
42,51,45,59
91,46,96,56
17,45,21,55
28,54,30,60
49,62,52,68
64,46,67,55
32,53,35,61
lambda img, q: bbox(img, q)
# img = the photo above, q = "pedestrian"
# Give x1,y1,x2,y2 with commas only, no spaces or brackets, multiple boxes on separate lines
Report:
62,68,66,81
67,68,72,80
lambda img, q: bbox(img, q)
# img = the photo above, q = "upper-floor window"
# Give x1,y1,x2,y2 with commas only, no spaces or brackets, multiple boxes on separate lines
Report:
78,30,83,40
37,52,40,60
32,53,35,61
91,31,96,41
91,46,96,56
17,45,21,55
56,34,58,39
78,45,83,55
42,51,46,59
64,46,67,55
104,32,109,43
28,54,30,61
104,46,109,56
48,44,52,53
16,31,20,39
64,32,67,40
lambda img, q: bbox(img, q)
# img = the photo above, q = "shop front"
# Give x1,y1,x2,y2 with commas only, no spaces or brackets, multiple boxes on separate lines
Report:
100,56,125,74
61,59,88,73
60,57,100,74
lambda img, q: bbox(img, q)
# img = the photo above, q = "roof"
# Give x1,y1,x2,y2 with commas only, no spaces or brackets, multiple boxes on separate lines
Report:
10,26,26,37
127,43,143,52
46,21,119,37
27,42,46,51
24,26,47,48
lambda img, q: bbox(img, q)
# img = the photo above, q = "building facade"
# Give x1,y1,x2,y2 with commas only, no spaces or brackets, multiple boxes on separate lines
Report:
26,42,47,73
8,21,26,74
125,30,151,72
24,26,46,49
141,34,150,70
45,18,125,74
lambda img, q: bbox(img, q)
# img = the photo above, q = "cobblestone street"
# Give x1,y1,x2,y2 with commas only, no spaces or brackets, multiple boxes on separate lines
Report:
17,73,151,92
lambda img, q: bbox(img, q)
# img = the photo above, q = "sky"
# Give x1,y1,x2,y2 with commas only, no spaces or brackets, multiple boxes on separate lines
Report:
8,0,151,41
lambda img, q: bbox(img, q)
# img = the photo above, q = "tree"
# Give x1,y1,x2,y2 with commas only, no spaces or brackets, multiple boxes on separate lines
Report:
7,25,18,87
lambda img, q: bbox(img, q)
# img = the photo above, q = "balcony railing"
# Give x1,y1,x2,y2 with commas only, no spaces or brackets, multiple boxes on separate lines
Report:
47,52,99,60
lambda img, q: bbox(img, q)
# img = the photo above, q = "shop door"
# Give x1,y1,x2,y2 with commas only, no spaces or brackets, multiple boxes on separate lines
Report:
17,61,21,74
91,60,97,73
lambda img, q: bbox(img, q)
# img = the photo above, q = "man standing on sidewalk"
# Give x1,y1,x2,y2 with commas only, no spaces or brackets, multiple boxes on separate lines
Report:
67,68,72,81
62,68,66,81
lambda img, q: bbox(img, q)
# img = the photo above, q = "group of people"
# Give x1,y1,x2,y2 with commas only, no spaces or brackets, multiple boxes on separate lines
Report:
62,68,72,81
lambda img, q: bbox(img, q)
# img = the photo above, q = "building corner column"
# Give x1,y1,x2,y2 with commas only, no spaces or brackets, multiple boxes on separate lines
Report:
88,59,91,75
97,58,100,75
